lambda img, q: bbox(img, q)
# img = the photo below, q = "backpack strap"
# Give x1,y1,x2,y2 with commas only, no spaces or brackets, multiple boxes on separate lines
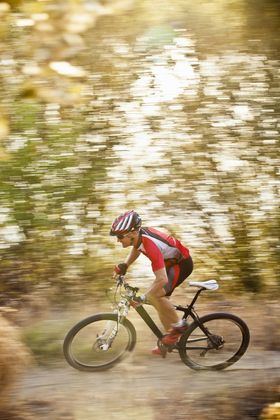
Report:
134,228,143,250
141,228,176,248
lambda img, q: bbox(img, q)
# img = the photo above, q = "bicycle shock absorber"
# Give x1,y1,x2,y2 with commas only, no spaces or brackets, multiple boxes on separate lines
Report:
97,324,119,351
105,325,119,349
117,299,129,323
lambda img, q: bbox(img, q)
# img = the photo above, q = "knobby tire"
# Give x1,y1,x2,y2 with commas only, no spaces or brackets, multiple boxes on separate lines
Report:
178,312,250,370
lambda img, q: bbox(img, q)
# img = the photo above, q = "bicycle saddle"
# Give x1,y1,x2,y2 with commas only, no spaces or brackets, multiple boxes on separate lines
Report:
189,280,219,290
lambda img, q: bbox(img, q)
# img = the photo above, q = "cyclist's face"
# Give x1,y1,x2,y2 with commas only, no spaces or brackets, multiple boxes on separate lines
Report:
117,232,135,248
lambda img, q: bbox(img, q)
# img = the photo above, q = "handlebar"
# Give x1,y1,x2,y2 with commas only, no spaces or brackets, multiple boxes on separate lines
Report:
116,275,125,287
116,275,140,294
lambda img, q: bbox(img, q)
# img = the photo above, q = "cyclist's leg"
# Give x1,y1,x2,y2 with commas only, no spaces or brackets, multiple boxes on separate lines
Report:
164,256,193,297
148,292,180,353
150,257,193,331
160,257,194,346
148,292,179,331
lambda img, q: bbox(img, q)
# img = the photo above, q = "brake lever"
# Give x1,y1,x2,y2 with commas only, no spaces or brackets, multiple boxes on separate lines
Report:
116,275,125,287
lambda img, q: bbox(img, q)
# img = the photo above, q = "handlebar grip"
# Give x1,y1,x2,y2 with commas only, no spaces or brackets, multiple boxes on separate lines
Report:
133,295,142,302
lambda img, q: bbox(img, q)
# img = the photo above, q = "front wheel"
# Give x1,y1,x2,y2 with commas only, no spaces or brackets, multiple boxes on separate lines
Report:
179,313,250,371
63,313,136,371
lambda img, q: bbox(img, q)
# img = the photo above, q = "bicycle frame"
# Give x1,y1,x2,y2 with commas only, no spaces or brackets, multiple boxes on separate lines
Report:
115,276,219,349
131,288,206,341
133,305,164,339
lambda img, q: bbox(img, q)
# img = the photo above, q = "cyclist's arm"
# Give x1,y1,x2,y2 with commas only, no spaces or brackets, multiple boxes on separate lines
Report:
125,247,141,267
140,237,168,297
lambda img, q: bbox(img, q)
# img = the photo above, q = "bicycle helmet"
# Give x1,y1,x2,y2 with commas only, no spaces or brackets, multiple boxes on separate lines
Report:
110,210,142,236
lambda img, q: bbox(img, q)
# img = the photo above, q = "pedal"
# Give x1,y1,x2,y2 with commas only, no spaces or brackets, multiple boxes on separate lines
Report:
157,340,168,358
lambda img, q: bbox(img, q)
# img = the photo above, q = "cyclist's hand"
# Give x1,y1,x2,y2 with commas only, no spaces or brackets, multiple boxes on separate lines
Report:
113,263,128,279
130,294,147,308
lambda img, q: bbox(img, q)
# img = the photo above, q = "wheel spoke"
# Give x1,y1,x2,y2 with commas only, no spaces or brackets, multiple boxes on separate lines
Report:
63,314,136,371
70,320,129,367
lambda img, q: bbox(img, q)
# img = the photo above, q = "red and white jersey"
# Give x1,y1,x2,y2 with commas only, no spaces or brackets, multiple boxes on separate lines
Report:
137,227,190,272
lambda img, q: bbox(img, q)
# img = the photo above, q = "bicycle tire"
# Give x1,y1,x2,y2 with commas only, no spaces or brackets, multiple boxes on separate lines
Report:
63,313,136,372
178,312,250,371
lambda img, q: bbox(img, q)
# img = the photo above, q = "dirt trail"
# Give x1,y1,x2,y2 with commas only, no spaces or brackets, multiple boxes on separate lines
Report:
10,300,280,419
14,348,280,420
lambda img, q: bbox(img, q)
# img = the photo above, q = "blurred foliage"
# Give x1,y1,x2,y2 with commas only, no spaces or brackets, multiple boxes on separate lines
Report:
0,0,279,305
0,315,31,406
21,319,67,363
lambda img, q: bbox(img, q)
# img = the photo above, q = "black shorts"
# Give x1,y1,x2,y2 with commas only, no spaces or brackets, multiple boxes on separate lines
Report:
164,256,193,297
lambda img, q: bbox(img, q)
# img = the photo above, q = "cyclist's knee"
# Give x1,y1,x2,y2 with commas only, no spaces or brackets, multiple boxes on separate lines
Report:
147,290,166,301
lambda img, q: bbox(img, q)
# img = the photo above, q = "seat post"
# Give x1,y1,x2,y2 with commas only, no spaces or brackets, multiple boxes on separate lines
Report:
188,288,204,309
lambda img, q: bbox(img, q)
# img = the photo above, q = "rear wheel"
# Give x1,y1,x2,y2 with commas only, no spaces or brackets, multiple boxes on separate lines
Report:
63,313,136,371
179,313,250,370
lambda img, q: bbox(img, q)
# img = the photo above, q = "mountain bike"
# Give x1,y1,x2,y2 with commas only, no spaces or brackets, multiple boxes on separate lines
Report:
63,276,250,372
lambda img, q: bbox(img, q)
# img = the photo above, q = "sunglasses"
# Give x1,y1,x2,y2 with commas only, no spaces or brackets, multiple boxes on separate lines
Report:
117,233,130,240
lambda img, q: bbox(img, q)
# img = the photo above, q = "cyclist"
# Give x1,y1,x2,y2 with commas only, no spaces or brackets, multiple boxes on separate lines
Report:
110,210,193,354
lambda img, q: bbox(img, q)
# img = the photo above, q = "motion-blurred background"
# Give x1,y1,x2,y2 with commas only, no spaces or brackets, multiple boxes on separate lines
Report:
0,0,279,418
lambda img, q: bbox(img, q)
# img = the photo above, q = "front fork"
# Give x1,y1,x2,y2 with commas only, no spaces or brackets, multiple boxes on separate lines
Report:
96,301,129,351
97,322,118,350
